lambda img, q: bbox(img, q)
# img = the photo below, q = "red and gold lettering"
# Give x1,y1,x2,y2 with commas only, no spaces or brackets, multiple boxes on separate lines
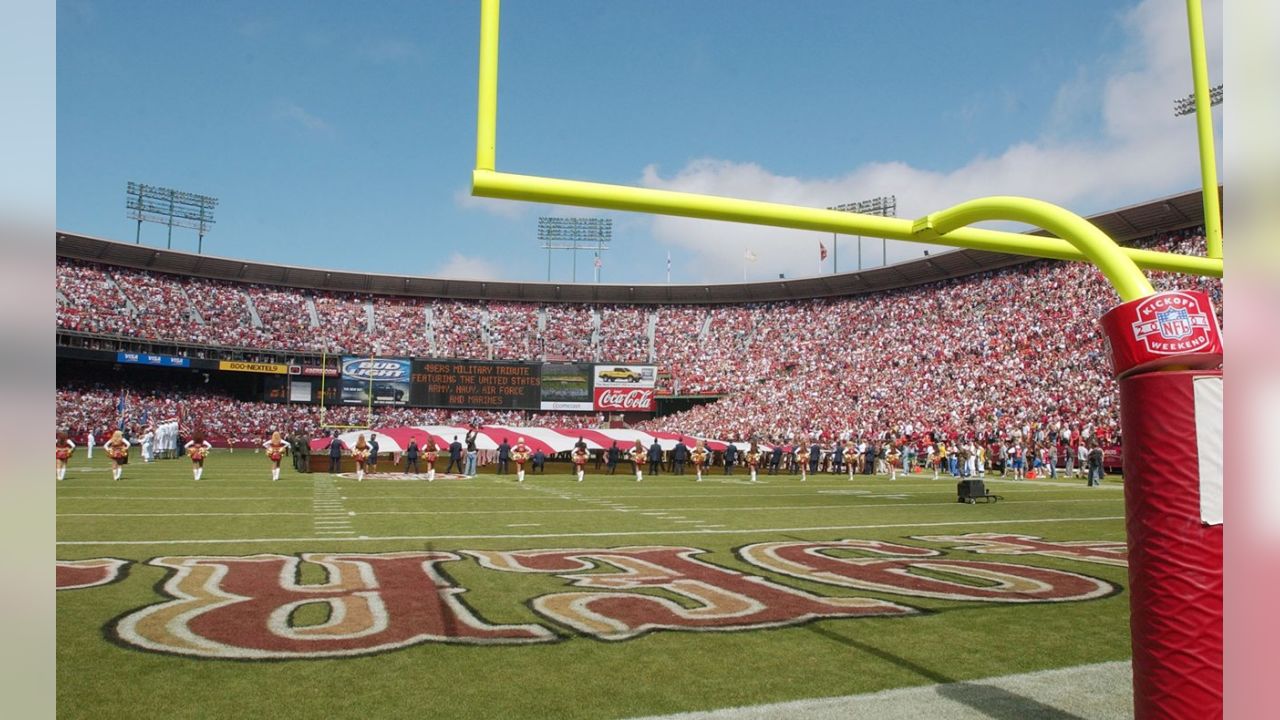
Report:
465,545,913,640
112,552,553,658
57,558,129,591
739,539,1115,602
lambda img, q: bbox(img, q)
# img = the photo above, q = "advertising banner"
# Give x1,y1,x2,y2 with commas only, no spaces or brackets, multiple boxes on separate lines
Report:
341,357,412,406
410,360,541,409
290,381,313,403
592,364,657,411
219,360,288,374
540,363,595,411
117,351,190,368
593,386,656,412
298,365,340,377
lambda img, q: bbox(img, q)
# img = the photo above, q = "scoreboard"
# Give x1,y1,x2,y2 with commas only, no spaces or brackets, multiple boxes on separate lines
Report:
410,360,541,409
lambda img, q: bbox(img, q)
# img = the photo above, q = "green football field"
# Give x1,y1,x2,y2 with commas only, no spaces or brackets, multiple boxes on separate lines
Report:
56,451,1132,720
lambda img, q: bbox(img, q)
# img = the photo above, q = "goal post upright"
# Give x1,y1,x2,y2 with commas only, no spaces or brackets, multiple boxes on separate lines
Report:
469,1,1224,716
317,350,374,431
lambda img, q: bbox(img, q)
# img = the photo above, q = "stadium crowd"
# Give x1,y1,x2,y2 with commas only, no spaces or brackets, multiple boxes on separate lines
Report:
57,229,1220,449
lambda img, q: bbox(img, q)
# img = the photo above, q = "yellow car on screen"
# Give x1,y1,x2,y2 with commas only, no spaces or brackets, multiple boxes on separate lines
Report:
598,367,643,383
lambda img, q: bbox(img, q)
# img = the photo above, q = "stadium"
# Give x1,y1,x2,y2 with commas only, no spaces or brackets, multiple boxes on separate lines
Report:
55,2,1226,719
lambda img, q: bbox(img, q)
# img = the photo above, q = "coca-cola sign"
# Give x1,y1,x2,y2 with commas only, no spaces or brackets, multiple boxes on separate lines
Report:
594,387,656,411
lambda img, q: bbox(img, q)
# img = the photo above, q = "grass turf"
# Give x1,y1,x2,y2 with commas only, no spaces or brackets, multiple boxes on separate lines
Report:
57,450,1131,719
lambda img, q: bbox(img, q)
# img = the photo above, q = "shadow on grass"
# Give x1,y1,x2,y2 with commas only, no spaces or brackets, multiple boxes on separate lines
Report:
935,682,1088,720
804,624,1088,720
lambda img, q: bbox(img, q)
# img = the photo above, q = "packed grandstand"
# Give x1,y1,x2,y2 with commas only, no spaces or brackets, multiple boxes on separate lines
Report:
55,199,1222,456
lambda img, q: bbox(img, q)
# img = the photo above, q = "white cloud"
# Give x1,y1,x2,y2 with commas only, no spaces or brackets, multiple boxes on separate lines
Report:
273,100,333,137
433,252,502,281
640,0,1222,283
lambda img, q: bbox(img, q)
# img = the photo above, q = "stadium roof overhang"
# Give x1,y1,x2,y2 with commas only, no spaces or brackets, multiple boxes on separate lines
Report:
56,187,1215,305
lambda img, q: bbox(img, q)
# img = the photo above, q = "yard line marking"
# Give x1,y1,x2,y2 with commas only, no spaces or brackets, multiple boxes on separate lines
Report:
506,523,541,527
57,496,312,501
55,515,1125,546
55,498,1123,519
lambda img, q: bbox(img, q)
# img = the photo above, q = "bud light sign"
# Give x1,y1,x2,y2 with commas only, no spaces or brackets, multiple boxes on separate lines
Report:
341,357,412,406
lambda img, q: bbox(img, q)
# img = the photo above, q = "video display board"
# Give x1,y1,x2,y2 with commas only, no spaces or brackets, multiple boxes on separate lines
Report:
540,362,594,411
410,360,541,409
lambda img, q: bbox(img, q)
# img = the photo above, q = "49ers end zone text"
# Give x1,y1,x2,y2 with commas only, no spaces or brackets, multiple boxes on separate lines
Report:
56,534,1127,660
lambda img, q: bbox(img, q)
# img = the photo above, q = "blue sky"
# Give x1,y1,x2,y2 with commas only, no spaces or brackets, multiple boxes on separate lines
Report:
56,0,1222,284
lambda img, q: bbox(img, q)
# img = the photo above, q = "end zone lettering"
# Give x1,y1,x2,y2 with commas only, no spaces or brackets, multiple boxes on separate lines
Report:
218,360,289,374
89,536,1121,659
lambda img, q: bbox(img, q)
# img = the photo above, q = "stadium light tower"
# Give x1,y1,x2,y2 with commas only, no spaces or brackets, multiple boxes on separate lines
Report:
126,182,218,253
537,217,612,282
828,196,896,272
1173,83,1222,116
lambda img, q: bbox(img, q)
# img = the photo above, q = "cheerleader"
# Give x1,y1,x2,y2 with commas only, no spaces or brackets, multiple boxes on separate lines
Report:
352,434,370,482
184,431,213,481
690,440,708,482
423,437,439,482
629,440,646,482
795,441,810,482
888,443,901,481
262,431,291,481
844,439,858,480
572,444,589,482
104,430,130,481
511,437,531,483
745,441,763,483
55,431,76,481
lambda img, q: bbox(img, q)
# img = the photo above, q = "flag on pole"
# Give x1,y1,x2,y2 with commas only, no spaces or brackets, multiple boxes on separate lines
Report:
744,250,758,262
594,256,602,269
819,241,828,261
666,252,671,283
116,390,128,429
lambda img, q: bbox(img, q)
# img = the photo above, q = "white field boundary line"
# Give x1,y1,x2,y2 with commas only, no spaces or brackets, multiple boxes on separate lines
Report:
56,498,1124,519
55,515,1124,546
624,660,1133,720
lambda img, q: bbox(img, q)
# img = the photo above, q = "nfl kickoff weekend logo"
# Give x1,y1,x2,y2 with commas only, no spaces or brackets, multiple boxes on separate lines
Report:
1130,291,1215,355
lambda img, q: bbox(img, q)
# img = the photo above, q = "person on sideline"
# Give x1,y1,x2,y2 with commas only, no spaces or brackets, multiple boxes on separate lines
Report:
105,430,131,481
184,430,212,481
55,431,76,481
265,431,292,481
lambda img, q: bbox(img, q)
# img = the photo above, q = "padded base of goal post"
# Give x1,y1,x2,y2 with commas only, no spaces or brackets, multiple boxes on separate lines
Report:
1119,369,1222,719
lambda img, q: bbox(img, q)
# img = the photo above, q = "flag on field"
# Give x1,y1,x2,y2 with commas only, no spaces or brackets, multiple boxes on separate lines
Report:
744,250,758,262
819,241,828,261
